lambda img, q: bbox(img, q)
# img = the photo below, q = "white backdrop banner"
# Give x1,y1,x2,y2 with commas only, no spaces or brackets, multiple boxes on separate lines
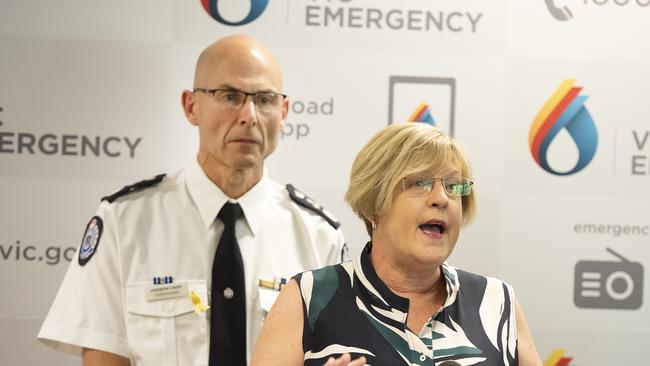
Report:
1,1,648,365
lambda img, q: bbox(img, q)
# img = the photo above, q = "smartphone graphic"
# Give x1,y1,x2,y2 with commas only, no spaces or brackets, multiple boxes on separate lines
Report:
388,76,456,137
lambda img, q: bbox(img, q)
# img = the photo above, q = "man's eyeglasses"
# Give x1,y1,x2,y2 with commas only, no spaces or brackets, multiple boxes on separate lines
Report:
194,88,287,114
401,176,473,197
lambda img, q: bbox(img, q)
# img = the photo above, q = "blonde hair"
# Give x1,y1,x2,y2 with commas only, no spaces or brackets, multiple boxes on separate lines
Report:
345,123,476,236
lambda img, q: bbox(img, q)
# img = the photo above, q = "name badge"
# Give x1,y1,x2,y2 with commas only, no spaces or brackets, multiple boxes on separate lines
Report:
146,283,188,302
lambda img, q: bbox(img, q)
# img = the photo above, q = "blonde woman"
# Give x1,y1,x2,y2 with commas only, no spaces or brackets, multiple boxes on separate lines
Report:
251,123,542,366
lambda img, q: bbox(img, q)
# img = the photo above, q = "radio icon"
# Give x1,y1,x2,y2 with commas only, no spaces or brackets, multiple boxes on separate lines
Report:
574,248,644,310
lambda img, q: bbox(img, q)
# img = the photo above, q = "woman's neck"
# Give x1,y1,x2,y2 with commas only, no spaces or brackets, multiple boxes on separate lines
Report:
371,248,447,333
369,245,445,299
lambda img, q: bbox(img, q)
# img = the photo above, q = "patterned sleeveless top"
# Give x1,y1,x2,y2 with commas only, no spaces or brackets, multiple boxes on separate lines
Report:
294,243,519,366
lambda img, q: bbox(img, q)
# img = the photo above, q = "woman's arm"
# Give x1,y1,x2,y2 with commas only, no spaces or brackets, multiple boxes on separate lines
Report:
515,300,543,366
250,279,306,366
250,279,368,366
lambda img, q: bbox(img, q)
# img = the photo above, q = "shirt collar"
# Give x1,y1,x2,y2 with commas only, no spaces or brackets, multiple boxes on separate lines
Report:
185,160,271,236
354,242,460,313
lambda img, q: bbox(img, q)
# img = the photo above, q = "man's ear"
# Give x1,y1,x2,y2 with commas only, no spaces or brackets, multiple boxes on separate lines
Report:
279,96,289,129
182,90,200,126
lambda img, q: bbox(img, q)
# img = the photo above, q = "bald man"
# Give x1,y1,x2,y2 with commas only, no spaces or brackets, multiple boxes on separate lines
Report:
38,35,347,366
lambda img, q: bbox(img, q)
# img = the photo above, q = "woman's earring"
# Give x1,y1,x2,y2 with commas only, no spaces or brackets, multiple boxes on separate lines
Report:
371,220,377,230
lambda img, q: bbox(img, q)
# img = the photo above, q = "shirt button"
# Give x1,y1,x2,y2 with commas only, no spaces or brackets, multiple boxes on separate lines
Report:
419,354,426,362
223,287,234,299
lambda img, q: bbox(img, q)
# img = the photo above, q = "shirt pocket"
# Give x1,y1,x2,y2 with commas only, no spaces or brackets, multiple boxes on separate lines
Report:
258,286,280,315
125,280,209,366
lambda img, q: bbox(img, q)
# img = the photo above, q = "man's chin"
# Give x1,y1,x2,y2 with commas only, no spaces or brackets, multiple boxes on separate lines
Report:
231,155,262,170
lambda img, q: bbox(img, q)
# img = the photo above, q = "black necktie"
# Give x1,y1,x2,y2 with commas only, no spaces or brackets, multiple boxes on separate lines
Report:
210,202,246,366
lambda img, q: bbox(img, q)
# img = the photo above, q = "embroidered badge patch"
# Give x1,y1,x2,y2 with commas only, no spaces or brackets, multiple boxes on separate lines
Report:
78,216,103,266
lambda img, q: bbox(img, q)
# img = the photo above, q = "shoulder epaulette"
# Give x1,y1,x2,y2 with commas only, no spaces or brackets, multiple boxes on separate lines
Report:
286,184,341,230
101,173,166,203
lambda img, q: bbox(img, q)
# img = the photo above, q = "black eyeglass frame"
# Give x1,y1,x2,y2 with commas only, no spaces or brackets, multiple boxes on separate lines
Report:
193,88,287,105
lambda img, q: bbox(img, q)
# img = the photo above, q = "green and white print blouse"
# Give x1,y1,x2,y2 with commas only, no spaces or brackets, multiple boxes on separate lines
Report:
295,243,518,366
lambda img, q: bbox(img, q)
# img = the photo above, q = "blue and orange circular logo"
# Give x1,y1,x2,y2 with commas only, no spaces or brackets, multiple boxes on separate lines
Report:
200,0,270,26
529,79,598,176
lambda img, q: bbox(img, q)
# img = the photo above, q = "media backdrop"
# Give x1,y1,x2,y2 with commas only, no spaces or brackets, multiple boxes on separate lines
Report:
1,1,648,365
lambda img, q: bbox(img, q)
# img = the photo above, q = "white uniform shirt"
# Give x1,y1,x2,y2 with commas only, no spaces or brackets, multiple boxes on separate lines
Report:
38,161,346,365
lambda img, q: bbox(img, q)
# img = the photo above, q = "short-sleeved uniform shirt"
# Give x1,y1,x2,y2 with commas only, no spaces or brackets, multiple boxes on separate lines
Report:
296,243,518,366
38,161,346,365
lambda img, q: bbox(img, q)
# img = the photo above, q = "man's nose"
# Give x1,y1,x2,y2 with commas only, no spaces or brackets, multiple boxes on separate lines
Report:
238,96,258,125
